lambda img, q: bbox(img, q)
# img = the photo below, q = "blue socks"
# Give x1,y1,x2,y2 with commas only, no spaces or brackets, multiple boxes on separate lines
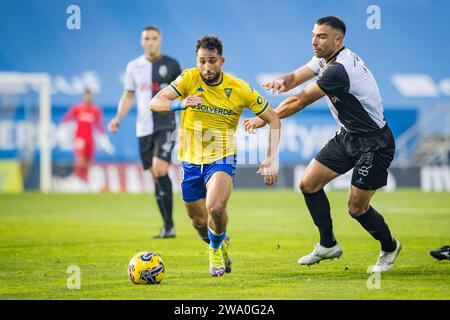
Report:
207,227,226,250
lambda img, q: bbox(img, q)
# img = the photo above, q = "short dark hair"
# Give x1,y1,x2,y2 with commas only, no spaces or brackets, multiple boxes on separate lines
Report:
84,89,92,95
316,16,346,35
142,25,160,34
195,35,223,56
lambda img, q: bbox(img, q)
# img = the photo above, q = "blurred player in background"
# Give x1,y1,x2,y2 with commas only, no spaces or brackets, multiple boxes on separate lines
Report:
150,35,281,277
108,26,182,239
60,89,114,190
244,16,401,273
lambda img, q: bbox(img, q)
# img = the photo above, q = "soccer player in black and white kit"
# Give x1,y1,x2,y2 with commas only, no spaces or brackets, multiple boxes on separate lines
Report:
108,26,181,238
244,16,401,272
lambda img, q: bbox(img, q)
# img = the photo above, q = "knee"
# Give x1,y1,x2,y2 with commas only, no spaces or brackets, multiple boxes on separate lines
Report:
299,179,322,194
207,203,226,219
191,216,207,230
347,201,369,217
151,166,168,179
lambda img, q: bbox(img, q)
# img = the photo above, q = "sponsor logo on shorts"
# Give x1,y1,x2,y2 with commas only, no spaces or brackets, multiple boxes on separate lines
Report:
358,165,372,177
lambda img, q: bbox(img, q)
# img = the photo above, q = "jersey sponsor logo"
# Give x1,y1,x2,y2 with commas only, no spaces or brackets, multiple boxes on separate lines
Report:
78,112,96,123
152,82,160,91
159,65,168,77
197,87,205,93
330,95,341,103
194,104,235,116
224,88,232,98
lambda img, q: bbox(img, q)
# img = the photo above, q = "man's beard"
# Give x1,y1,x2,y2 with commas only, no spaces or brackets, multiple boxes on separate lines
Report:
201,72,221,84
313,47,331,59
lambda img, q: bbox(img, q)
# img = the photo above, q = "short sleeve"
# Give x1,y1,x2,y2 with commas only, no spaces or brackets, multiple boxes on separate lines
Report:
124,62,135,92
316,62,350,93
305,56,321,75
244,85,270,117
169,69,191,99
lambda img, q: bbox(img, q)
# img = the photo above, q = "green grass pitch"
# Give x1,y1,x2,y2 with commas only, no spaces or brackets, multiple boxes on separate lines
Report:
1,189,449,300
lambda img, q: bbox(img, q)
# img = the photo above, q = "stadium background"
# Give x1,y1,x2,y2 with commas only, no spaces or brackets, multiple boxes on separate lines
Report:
0,0,449,192
1,0,450,302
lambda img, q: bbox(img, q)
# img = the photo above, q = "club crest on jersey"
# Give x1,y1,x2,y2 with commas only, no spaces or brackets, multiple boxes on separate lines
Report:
256,96,263,105
159,65,168,77
224,88,232,98
197,87,205,93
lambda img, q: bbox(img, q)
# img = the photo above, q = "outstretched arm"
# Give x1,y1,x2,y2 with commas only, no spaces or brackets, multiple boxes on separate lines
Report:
243,82,326,133
274,82,326,118
262,65,316,94
149,86,204,112
61,105,77,123
255,107,281,187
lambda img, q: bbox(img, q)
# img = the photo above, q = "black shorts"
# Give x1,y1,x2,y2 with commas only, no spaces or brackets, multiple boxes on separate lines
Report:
314,125,395,190
138,130,175,170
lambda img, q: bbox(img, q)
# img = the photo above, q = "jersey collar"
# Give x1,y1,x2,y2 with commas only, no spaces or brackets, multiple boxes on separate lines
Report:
326,46,346,64
202,72,224,87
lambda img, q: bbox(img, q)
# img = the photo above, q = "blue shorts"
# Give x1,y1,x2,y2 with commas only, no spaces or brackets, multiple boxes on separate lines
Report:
181,154,237,202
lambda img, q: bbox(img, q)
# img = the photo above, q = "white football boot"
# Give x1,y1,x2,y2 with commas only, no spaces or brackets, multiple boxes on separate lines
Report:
371,239,402,273
298,242,343,265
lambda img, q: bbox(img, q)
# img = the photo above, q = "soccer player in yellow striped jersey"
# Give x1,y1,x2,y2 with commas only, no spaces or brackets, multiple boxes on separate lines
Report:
150,35,281,277
170,66,271,164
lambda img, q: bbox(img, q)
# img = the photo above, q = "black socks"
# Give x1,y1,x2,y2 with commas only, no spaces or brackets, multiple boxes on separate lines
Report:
354,206,396,252
154,175,173,230
302,189,337,248
303,189,396,252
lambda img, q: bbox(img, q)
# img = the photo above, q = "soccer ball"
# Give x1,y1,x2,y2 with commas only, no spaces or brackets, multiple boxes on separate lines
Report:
128,251,165,284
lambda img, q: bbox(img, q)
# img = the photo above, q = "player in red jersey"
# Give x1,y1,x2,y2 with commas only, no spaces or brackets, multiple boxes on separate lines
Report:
61,90,114,185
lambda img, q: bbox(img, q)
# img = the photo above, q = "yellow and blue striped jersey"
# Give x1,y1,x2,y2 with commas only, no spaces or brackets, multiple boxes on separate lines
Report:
170,67,270,164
